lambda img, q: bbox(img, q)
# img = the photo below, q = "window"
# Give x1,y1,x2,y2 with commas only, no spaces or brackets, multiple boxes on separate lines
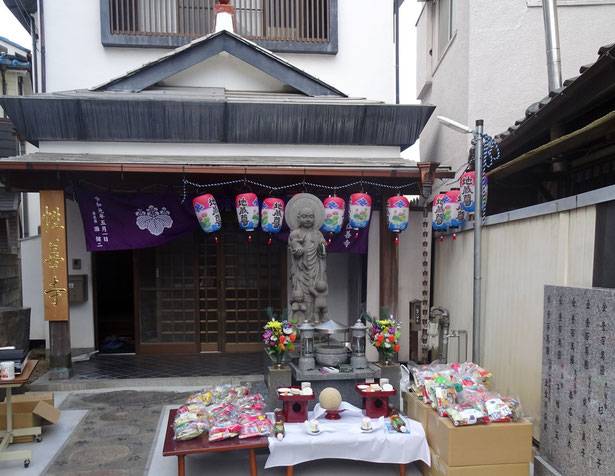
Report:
437,0,453,59
102,0,338,53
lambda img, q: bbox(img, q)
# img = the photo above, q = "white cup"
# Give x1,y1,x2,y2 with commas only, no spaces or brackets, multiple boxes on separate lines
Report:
0,361,15,381
380,378,389,386
301,382,311,390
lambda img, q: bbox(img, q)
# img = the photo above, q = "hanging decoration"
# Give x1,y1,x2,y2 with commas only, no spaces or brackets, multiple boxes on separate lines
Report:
432,193,448,232
386,194,410,232
321,195,346,243
444,188,464,229
235,192,259,241
261,197,285,245
192,193,222,235
348,192,372,231
459,171,476,213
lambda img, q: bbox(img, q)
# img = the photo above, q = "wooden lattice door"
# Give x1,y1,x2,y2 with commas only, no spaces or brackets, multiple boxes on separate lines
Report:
199,214,286,352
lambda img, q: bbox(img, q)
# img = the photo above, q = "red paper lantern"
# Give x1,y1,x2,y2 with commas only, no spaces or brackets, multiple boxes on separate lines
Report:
235,192,259,232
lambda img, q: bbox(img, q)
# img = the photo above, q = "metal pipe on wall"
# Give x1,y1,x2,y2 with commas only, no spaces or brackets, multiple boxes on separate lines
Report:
473,119,484,364
542,0,562,92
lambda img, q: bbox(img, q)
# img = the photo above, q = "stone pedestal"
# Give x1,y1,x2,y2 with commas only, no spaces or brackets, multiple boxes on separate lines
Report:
376,362,401,410
265,365,292,412
290,362,381,409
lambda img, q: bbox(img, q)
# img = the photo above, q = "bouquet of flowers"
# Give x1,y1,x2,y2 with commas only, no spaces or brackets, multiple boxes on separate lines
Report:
262,319,297,363
366,312,401,362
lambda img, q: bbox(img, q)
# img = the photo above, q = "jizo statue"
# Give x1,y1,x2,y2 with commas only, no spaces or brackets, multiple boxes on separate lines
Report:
285,193,329,323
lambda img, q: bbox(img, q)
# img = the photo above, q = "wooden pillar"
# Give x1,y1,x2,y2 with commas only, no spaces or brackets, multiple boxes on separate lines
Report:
40,190,72,379
379,197,399,318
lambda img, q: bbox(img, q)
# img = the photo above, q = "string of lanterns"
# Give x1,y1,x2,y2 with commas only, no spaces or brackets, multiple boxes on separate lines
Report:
185,176,416,245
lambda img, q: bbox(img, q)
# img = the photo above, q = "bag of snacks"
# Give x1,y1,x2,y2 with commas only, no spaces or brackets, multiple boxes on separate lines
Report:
238,414,273,439
484,397,513,423
209,423,243,442
447,403,489,426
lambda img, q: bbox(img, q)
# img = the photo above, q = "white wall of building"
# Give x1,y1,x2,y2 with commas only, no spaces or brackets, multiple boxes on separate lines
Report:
41,0,396,102
417,0,615,172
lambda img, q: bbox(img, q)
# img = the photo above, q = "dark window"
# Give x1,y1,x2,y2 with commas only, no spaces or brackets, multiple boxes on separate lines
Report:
102,0,337,53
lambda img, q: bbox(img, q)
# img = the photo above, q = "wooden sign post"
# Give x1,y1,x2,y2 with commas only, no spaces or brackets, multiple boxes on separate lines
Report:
40,190,72,378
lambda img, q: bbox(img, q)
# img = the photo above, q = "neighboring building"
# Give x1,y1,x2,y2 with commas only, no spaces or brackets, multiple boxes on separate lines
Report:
415,0,615,172
1,0,449,372
0,36,31,307
415,0,615,439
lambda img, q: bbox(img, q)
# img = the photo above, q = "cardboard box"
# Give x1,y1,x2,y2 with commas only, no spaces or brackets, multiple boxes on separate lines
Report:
403,391,432,435
427,410,533,467
0,392,59,440
420,448,530,476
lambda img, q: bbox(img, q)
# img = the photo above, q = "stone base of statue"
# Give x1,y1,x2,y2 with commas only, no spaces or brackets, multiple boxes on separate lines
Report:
290,362,381,409
298,356,316,371
351,355,368,370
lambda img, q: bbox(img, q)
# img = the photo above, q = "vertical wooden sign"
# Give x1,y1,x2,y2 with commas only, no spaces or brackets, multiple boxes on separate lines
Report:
40,190,69,321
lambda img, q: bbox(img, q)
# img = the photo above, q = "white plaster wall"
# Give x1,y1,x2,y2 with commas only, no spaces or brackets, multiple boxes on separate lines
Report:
365,210,380,362
65,199,96,350
20,236,45,341
417,1,615,172
326,253,350,326
41,0,396,102
416,0,471,171
161,52,288,91
39,141,401,159
433,206,596,439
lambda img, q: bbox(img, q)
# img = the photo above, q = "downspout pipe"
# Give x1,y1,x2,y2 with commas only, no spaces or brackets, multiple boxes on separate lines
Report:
394,0,401,104
542,0,562,92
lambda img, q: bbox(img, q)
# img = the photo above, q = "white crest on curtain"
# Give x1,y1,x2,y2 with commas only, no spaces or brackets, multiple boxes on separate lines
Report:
135,205,173,236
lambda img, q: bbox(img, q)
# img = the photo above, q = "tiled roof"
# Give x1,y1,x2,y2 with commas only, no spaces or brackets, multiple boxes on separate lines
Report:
493,42,615,163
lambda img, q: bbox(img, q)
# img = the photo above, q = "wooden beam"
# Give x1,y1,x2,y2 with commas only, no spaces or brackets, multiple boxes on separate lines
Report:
379,199,399,318
488,110,615,180
39,190,72,379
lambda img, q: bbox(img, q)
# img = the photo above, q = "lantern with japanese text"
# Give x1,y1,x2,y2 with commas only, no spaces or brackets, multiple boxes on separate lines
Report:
386,195,410,233
459,171,476,213
444,188,465,229
348,192,372,230
261,197,285,245
192,193,222,234
432,193,448,232
321,195,345,241
235,192,259,239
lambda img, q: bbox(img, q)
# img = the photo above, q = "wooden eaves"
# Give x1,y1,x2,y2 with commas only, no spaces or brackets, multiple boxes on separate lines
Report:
487,110,615,180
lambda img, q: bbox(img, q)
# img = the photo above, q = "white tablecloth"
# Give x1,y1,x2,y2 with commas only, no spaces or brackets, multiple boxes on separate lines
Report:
265,402,431,468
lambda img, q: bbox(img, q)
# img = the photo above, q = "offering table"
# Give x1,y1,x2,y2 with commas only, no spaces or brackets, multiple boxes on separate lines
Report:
266,403,430,476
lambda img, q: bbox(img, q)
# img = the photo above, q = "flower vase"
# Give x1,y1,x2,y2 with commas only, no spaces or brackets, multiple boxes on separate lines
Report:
378,350,394,366
272,352,286,369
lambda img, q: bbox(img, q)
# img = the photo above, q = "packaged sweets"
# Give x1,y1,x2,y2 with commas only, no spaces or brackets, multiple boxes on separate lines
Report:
209,423,243,442
238,414,273,439
484,397,513,423
447,403,489,426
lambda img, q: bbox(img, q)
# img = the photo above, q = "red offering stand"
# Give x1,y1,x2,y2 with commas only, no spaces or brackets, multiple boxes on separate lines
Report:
277,388,315,423
355,384,397,418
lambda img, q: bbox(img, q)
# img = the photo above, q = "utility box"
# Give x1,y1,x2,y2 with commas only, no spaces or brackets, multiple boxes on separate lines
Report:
68,274,88,304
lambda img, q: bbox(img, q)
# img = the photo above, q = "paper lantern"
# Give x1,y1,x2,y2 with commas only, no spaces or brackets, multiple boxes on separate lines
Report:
348,192,372,230
192,193,222,234
432,193,448,232
321,196,345,234
444,189,465,229
235,192,259,232
386,195,410,233
261,197,285,234
459,171,477,213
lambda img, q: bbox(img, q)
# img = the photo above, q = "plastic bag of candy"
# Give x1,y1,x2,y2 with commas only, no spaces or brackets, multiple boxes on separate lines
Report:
209,423,243,442
484,397,513,423
173,404,212,441
238,414,273,439
186,390,214,406
236,393,266,415
434,384,460,417
501,395,523,421
447,403,489,426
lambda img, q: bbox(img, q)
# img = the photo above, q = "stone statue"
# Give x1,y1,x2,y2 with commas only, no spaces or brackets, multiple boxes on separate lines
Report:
285,193,329,323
